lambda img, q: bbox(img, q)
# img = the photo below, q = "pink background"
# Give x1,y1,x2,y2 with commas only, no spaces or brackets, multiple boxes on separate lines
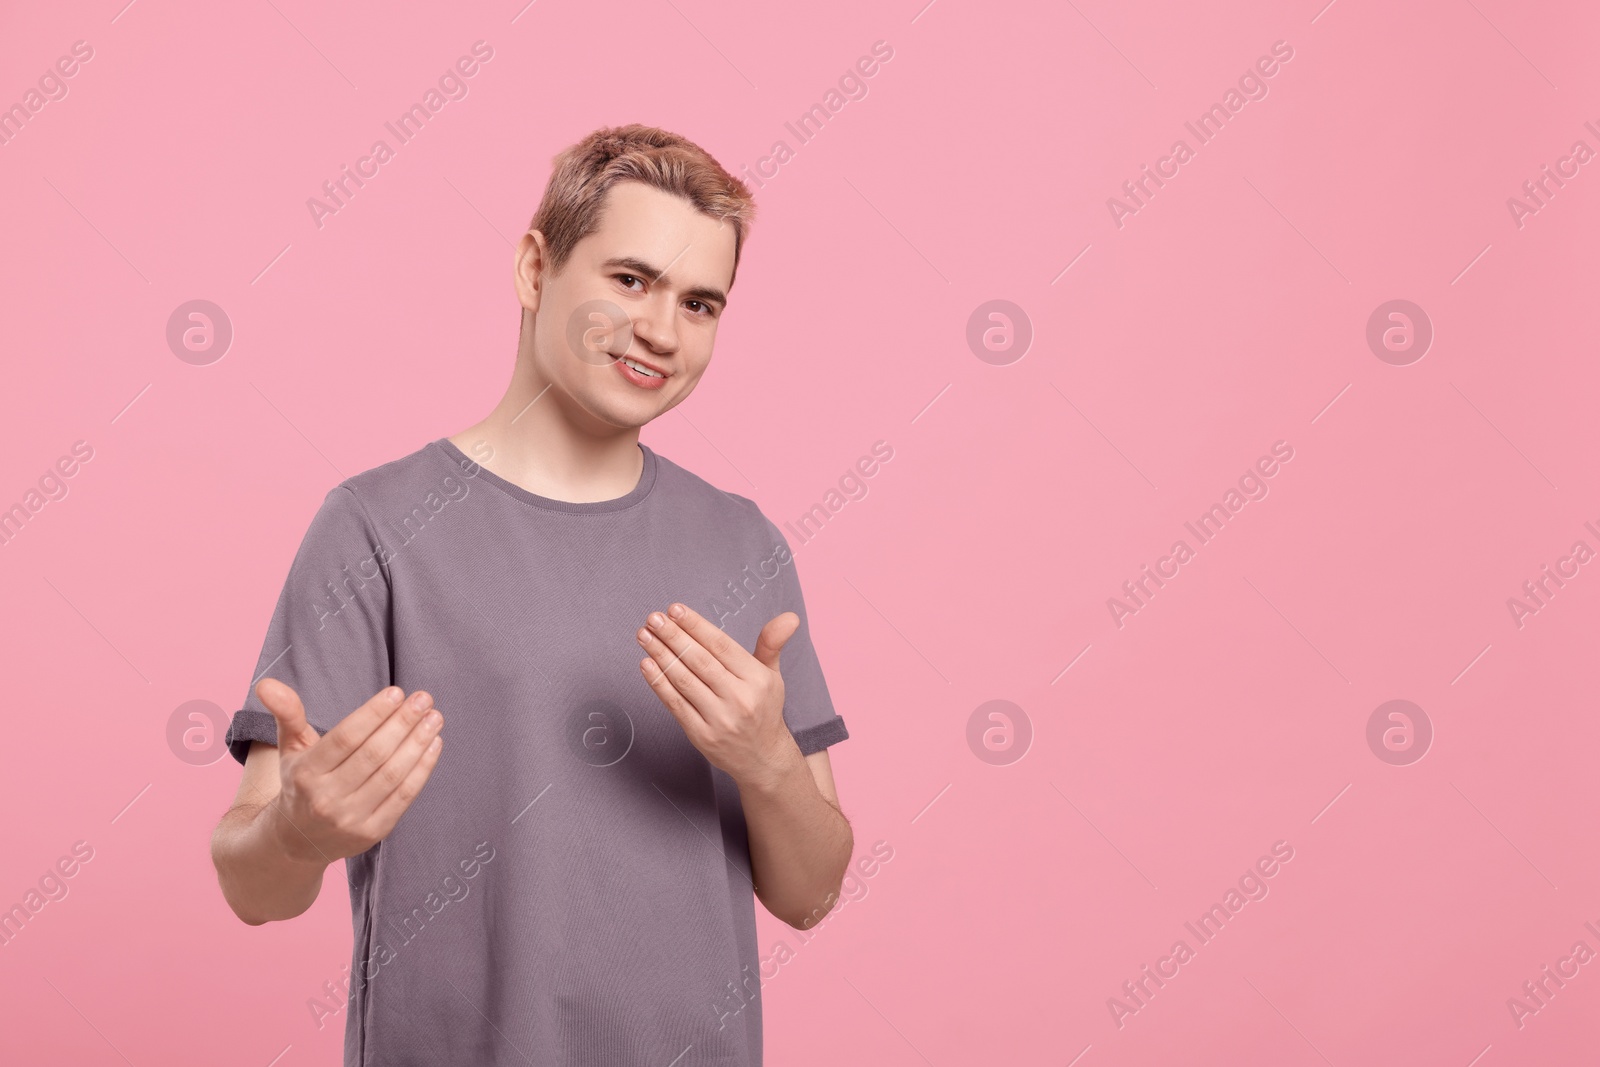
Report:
3,0,1598,1063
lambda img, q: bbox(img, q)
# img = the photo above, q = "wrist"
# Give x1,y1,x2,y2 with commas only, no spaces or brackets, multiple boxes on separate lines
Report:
257,802,333,871
735,736,807,800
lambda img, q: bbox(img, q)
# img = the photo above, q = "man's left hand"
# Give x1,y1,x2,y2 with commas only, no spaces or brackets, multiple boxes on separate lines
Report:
635,603,802,787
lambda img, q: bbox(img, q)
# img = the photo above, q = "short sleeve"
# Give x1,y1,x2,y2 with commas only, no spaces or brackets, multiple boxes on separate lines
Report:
759,516,848,756
223,485,394,765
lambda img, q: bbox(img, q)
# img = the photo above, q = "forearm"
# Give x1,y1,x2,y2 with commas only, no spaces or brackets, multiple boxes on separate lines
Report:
210,801,330,925
737,746,853,929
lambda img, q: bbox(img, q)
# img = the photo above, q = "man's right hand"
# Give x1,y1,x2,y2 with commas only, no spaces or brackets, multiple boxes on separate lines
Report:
256,679,446,867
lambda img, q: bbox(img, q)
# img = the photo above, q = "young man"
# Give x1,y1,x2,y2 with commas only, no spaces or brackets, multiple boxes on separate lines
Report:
210,124,853,1067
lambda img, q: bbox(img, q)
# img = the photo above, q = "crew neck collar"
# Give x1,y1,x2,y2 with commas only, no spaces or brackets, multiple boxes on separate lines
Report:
430,438,658,515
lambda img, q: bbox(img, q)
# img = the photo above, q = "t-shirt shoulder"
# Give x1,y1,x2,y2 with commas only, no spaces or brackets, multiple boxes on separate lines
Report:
649,450,787,547
333,439,462,512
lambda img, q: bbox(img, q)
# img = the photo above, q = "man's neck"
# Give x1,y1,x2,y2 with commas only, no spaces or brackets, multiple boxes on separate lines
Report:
449,367,644,505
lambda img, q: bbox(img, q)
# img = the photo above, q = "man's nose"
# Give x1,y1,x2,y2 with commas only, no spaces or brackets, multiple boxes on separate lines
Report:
628,296,679,355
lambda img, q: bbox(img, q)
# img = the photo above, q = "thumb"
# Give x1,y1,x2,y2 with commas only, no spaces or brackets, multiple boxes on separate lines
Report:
754,612,801,672
255,677,321,754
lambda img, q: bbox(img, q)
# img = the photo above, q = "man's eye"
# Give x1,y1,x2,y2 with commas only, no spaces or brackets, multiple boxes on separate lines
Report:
687,301,715,317
617,274,642,290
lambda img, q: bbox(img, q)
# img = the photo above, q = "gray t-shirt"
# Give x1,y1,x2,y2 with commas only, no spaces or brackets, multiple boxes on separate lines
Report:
224,437,848,1067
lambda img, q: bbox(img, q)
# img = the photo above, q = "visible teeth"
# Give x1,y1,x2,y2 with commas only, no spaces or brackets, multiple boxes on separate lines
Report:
621,357,663,378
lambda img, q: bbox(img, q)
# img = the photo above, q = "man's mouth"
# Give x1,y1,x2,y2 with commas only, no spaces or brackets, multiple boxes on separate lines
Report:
611,352,671,389
614,354,667,379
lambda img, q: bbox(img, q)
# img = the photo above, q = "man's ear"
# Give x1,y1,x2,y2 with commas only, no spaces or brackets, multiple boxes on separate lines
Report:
513,230,547,314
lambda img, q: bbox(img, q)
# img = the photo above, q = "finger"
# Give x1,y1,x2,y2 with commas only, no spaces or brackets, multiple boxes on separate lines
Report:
753,611,801,672
637,622,720,709
662,602,761,682
296,684,409,775
641,609,735,696
328,690,441,794
256,677,323,755
348,701,445,818
640,656,710,744
362,733,445,840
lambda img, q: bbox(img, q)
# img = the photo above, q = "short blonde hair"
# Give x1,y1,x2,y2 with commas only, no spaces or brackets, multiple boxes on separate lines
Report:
528,123,757,289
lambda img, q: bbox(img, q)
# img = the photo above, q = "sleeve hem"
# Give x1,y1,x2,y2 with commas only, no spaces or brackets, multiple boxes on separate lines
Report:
224,708,336,765
223,709,279,766
791,714,848,756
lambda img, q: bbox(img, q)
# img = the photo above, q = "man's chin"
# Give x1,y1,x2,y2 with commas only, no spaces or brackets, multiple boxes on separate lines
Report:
575,390,675,432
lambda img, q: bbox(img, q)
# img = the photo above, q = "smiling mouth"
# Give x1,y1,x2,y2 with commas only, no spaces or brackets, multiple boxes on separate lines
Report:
613,354,667,379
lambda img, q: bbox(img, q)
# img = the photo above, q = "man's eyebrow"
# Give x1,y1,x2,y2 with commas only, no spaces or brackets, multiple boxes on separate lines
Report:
601,256,728,308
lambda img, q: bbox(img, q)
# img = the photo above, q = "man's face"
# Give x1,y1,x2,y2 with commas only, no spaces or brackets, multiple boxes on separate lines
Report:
521,180,736,433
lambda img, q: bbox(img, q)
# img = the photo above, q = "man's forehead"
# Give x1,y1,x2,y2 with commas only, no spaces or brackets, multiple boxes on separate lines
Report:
588,184,736,287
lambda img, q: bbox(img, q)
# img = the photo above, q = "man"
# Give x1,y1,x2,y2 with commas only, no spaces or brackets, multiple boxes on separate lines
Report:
210,123,853,1066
